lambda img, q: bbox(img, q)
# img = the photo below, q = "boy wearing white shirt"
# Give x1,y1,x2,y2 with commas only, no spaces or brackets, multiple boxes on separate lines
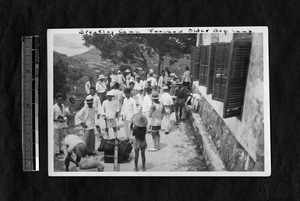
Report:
110,83,125,130
142,87,153,131
75,95,97,155
101,91,119,139
53,93,70,158
159,86,174,134
121,88,138,140
96,74,107,103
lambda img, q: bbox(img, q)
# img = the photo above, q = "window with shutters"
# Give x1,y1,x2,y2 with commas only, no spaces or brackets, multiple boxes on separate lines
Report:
190,46,201,81
199,45,210,86
223,39,252,118
212,43,231,102
206,43,217,94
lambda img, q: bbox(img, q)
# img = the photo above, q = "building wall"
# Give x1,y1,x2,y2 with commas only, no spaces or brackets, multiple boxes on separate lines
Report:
194,33,264,171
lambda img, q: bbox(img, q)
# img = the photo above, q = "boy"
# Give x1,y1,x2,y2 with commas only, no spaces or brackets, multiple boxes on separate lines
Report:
135,89,143,113
53,93,70,159
110,83,125,130
62,134,104,172
132,113,148,171
148,93,164,151
101,91,119,139
174,82,186,125
141,87,152,131
182,66,192,87
159,86,174,134
121,88,138,140
96,74,107,103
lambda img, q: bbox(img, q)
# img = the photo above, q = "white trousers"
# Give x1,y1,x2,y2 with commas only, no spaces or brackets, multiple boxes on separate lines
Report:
124,119,132,139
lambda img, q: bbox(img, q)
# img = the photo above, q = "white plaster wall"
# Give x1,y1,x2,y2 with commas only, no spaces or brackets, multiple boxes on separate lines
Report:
195,33,264,162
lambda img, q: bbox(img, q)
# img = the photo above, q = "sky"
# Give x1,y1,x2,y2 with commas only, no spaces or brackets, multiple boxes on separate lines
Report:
53,34,92,56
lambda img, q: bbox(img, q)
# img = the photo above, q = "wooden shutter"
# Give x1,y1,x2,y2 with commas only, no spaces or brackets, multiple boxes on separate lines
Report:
212,43,231,101
223,39,252,118
199,45,210,86
206,43,217,94
190,46,201,81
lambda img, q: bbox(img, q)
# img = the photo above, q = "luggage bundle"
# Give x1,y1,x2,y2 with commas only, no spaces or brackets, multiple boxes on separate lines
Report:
98,139,133,163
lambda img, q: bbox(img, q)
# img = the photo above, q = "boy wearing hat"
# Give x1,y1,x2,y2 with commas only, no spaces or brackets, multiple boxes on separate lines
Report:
132,114,148,171
121,88,138,140
101,91,119,139
148,93,164,151
75,95,97,155
159,86,174,134
96,74,107,103
125,69,134,88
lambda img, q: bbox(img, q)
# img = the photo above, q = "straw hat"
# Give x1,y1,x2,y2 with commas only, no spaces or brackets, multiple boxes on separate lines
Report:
98,74,106,80
163,86,169,90
132,113,148,127
151,93,159,100
117,70,121,73
125,69,131,73
106,91,115,97
85,95,94,103
149,69,154,73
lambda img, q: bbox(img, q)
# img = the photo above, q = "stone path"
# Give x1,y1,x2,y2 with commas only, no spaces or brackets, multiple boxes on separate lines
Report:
54,113,207,172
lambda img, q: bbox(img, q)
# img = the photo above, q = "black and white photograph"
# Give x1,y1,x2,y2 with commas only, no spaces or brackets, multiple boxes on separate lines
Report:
47,27,270,176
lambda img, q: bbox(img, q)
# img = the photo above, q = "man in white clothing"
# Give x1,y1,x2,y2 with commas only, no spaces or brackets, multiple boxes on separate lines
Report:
84,87,103,135
101,91,119,139
147,72,157,88
116,70,126,90
110,83,125,130
75,95,97,155
157,70,168,94
96,74,107,103
121,88,138,140
109,70,118,89
182,66,192,87
159,86,174,134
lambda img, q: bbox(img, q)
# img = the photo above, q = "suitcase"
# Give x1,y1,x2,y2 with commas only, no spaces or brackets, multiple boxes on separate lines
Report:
98,139,115,152
118,140,133,160
98,139,132,160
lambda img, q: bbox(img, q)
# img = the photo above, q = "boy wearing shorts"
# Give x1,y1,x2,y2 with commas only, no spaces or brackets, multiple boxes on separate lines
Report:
132,113,148,171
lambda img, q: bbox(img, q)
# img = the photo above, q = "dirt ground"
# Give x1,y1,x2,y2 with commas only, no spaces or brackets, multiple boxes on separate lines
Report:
54,112,207,172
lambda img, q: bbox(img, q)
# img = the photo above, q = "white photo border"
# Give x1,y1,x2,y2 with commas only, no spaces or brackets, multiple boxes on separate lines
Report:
47,27,270,177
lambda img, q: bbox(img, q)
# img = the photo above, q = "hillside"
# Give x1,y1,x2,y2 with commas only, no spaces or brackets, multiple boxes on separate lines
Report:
53,51,96,78
71,48,116,73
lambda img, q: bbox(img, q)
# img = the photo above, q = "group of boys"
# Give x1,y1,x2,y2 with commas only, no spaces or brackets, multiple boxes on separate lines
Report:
54,66,191,172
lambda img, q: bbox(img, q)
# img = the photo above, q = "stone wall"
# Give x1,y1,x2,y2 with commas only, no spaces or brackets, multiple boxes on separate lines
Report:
193,86,256,171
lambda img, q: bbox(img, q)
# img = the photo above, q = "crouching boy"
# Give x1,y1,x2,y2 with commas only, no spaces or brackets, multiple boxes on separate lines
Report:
63,134,104,172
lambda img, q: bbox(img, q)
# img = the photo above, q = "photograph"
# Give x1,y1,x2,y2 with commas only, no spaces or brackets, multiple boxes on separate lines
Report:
47,27,270,176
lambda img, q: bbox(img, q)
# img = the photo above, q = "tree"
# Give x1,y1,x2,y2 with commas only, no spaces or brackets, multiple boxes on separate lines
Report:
82,33,197,72
54,59,70,96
